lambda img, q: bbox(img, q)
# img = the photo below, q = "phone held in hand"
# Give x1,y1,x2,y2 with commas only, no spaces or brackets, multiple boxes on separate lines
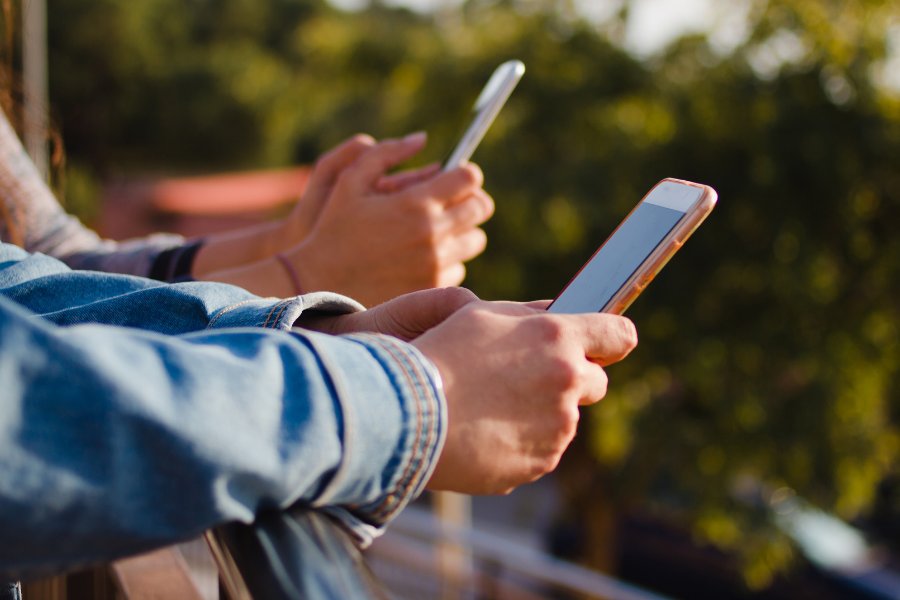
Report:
547,178,717,316
443,59,525,171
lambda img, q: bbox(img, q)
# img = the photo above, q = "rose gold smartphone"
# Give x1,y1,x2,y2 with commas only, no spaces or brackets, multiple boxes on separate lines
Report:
547,178,717,315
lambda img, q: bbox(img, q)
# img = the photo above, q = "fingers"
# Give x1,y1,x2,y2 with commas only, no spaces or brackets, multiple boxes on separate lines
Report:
340,132,429,193
578,361,609,406
286,135,376,240
525,300,553,310
431,226,488,287
439,189,495,234
437,227,488,267
567,313,639,366
437,263,467,288
372,287,479,340
404,163,484,207
304,134,375,202
375,162,441,193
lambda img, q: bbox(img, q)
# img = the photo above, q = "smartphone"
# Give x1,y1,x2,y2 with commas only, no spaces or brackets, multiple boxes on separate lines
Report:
547,178,717,315
443,59,525,170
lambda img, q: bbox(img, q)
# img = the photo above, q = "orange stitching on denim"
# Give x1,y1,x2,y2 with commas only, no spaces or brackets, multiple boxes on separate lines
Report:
344,333,427,522
380,341,439,521
207,299,255,329
262,301,278,328
362,335,430,522
264,300,292,329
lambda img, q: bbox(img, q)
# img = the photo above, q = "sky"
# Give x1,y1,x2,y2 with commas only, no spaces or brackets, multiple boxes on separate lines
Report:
326,0,752,56
326,0,900,91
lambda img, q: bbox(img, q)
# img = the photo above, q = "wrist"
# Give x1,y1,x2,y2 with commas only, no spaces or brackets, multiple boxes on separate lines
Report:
276,209,319,256
280,242,321,295
261,219,295,257
274,252,304,296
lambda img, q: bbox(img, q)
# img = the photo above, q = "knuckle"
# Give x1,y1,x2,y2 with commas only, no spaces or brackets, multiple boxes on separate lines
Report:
537,452,564,478
320,134,372,168
415,216,441,247
533,316,569,347
458,197,489,227
402,199,434,232
350,133,376,147
547,356,580,390
594,368,609,399
438,286,478,309
462,163,484,188
552,399,580,436
561,403,581,432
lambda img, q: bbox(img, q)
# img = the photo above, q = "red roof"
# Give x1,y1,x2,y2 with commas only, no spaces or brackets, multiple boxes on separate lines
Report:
150,167,312,215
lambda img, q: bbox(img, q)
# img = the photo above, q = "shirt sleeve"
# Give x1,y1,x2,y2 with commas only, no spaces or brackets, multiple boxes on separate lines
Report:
0,295,445,580
0,107,186,276
0,242,364,335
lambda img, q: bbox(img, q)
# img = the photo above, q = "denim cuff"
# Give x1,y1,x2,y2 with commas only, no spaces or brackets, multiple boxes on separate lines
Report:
337,333,446,547
207,291,364,331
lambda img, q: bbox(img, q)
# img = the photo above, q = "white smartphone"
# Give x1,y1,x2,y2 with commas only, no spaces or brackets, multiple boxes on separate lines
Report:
443,59,525,170
547,178,717,315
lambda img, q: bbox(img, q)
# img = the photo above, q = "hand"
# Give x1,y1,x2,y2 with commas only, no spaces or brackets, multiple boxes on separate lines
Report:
280,134,376,244
283,133,443,243
297,287,478,341
284,133,495,306
413,302,638,495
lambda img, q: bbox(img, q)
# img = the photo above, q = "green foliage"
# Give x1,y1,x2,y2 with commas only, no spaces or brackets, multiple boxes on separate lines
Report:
46,0,900,589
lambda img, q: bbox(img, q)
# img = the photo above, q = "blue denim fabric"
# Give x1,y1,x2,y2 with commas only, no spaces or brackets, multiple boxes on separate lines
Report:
0,243,446,580
0,582,20,600
0,243,313,332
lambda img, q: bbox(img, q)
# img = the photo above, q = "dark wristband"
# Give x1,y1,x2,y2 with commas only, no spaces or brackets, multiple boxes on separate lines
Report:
148,239,205,282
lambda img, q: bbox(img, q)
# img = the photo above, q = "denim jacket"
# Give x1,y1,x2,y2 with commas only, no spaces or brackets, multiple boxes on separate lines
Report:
0,243,446,580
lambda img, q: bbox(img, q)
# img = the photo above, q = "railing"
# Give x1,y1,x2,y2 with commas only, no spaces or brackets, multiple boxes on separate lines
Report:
369,505,671,600
22,508,670,600
21,548,204,600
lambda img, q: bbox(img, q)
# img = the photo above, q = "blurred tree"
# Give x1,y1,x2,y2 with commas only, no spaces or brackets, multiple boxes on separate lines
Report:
43,0,900,591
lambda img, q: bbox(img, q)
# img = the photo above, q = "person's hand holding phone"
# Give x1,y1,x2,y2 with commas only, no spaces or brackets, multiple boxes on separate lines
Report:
296,287,479,341
415,300,637,495
548,178,717,315
443,59,525,171
284,133,494,306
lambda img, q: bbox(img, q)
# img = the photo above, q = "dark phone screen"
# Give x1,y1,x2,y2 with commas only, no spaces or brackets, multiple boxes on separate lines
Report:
548,202,685,314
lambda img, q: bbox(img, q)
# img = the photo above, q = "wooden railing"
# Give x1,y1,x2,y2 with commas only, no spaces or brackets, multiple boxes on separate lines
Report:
22,548,205,600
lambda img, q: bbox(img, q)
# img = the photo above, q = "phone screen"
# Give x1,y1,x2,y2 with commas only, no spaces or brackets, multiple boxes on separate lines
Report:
548,182,704,314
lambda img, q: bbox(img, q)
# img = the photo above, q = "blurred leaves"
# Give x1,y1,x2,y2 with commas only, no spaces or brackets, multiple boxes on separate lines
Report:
45,0,900,589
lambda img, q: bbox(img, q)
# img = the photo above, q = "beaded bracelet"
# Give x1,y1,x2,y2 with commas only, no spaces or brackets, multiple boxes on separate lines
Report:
274,252,303,296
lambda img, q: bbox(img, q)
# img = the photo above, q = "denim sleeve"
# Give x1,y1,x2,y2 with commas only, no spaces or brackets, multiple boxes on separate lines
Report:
0,296,444,579
0,243,363,334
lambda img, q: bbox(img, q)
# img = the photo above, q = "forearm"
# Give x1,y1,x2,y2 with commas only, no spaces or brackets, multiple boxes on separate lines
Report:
0,299,444,579
0,108,188,276
196,253,302,299
190,219,292,277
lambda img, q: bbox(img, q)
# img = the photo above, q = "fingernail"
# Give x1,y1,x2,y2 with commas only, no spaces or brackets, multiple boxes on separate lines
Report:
403,131,427,145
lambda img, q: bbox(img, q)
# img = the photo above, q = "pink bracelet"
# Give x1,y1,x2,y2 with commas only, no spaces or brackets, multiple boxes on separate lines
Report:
274,252,303,296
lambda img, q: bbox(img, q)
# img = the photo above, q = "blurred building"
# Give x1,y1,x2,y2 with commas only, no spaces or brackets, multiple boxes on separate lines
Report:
98,167,310,240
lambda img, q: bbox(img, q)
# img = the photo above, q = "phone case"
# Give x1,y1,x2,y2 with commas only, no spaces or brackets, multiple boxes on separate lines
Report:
549,178,717,315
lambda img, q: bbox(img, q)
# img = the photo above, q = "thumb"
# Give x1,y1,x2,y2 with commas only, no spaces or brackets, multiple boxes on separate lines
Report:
369,287,479,341
341,132,428,194
287,135,375,240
